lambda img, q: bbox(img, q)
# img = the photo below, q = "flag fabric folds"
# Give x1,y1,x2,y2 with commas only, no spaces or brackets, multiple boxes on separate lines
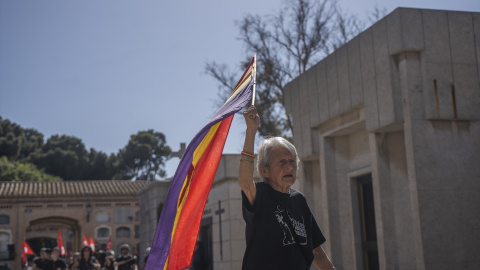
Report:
57,228,66,257
22,240,34,266
146,55,256,270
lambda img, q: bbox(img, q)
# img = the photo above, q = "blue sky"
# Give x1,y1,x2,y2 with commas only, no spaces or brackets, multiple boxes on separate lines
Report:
1,0,479,178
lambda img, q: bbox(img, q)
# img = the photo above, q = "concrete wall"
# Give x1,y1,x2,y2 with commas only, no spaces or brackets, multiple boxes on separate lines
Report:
138,180,170,263
284,7,480,270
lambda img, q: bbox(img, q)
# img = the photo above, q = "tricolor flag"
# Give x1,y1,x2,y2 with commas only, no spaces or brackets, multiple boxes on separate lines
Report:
22,240,34,266
89,236,96,252
57,228,66,257
83,235,89,247
146,55,256,270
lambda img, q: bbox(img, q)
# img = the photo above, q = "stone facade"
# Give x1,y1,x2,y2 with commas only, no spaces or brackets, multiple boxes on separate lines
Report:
283,7,480,270
0,181,148,269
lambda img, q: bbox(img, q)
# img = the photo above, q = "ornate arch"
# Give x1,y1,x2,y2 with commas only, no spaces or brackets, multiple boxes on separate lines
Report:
27,216,81,251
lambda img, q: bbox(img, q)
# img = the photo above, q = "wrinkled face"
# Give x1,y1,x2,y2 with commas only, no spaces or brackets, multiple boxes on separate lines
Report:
260,147,297,192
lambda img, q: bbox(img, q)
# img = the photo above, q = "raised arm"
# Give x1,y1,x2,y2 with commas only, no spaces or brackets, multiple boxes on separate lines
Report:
238,105,260,206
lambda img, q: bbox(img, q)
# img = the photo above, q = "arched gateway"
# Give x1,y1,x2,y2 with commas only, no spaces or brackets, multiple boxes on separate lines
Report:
26,217,80,255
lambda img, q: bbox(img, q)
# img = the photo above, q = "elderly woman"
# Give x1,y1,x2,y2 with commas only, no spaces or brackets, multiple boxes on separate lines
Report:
239,105,335,270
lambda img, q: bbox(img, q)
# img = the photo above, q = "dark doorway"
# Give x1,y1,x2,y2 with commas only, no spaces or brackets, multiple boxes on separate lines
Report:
191,217,213,270
356,174,379,270
27,237,57,255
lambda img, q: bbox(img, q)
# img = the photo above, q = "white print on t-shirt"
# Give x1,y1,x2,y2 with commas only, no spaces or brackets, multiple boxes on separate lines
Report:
274,205,308,246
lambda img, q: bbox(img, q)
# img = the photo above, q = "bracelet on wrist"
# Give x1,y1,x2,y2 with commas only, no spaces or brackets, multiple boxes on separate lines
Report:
241,151,256,158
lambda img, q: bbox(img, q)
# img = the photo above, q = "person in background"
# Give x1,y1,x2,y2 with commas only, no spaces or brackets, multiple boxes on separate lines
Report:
73,246,100,270
33,248,48,270
114,244,137,270
67,252,80,270
43,247,66,270
95,250,106,268
103,250,115,270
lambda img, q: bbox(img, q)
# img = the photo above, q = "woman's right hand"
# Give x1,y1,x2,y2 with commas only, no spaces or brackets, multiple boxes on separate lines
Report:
243,105,260,131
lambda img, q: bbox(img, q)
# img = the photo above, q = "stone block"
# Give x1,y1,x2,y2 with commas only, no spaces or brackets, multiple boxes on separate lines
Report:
419,189,465,265
448,11,476,65
372,19,396,128
326,53,340,117
289,79,304,156
229,219,246,241
359,28,380,131
306,65,320,126
386,8,402,54
452,63,480,119
459,189,480,263
474,13,480,81
399,8,424,51
347,36,364,108
228,198,243,220
230,239,246,261
422,10,451,63
315,60,331,123
299,71,313,157
336,45,352,113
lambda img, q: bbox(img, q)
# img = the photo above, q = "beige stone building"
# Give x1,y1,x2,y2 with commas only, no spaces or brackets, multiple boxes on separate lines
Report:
283,7,480,270
0,180,148,269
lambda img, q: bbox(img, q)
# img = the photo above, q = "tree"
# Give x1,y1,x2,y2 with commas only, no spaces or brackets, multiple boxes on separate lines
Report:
30,135,90,180
0,156,61,182
0,117,43,160
206,0,380,138
116,130,171,181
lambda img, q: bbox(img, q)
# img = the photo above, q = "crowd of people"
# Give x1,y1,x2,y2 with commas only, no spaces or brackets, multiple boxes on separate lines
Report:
24,244,148,270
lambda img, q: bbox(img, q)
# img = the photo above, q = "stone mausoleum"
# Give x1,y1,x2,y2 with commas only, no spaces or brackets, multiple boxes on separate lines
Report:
282,7,480,270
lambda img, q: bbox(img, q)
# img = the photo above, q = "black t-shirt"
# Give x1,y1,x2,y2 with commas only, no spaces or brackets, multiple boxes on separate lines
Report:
116,255,137,270
43,259,67,270
242,182,326,270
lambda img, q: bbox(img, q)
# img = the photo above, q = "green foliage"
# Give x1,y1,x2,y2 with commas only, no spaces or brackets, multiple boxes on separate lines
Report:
0,156,61,182
116,130,171,181
0,117,44,160
0,117,172,181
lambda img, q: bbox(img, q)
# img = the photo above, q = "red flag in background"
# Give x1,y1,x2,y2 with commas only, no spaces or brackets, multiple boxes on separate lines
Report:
57,228,66,257
106,236,112,251
89,236,95,252
83,235,89,247
22,240,34,266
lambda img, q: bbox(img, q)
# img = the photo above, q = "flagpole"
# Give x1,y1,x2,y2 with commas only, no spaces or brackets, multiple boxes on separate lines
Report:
251,54,256,106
